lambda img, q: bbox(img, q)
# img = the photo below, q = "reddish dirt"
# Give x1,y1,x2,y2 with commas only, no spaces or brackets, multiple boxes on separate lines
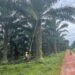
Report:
60,50,75,75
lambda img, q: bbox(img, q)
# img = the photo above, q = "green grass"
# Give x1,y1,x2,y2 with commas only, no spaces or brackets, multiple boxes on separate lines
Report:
72,48,75,52
0,52,64,75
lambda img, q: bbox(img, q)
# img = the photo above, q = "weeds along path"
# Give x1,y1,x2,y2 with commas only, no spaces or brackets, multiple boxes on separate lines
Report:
60,50,75,75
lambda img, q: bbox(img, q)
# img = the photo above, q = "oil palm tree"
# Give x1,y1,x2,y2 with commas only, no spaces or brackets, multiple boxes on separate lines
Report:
24,0,75,59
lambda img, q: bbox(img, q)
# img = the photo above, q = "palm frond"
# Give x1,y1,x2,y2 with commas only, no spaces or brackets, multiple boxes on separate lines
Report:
46,7,75,23
58,23,68,30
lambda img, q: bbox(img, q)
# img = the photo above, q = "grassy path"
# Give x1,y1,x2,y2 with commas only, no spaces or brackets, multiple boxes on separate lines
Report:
0,52,64,75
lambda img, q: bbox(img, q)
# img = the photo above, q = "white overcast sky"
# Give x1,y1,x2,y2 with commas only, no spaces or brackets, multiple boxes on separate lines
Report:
54,0,75,45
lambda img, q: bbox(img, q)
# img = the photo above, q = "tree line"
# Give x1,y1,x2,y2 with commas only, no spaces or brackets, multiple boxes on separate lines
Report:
0,0,75,63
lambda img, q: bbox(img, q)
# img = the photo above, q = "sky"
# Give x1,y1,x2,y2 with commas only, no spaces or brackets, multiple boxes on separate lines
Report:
54,0,75,45
54,0,75,7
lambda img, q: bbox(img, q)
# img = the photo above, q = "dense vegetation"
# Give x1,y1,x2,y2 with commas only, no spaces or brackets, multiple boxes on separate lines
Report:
71,41,75,49
0,0,75,64
0,52,64,75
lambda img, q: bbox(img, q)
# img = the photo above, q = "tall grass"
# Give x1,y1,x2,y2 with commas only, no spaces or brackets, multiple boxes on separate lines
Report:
0,52,64,75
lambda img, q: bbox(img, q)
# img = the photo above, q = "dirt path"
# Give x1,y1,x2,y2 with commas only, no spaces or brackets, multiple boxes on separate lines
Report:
60,50,75,75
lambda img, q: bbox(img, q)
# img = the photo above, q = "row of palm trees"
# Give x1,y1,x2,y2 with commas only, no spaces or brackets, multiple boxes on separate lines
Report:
0,0,75,63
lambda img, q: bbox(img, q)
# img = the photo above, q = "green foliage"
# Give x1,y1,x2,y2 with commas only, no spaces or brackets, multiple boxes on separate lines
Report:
0,52,64,75
71,41,75,49
0,0,74,62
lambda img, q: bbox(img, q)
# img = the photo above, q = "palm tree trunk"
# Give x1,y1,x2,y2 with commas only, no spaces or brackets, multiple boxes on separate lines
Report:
2,49,8,63
2,28,8,63
35,19,43,59
54,38,57,54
